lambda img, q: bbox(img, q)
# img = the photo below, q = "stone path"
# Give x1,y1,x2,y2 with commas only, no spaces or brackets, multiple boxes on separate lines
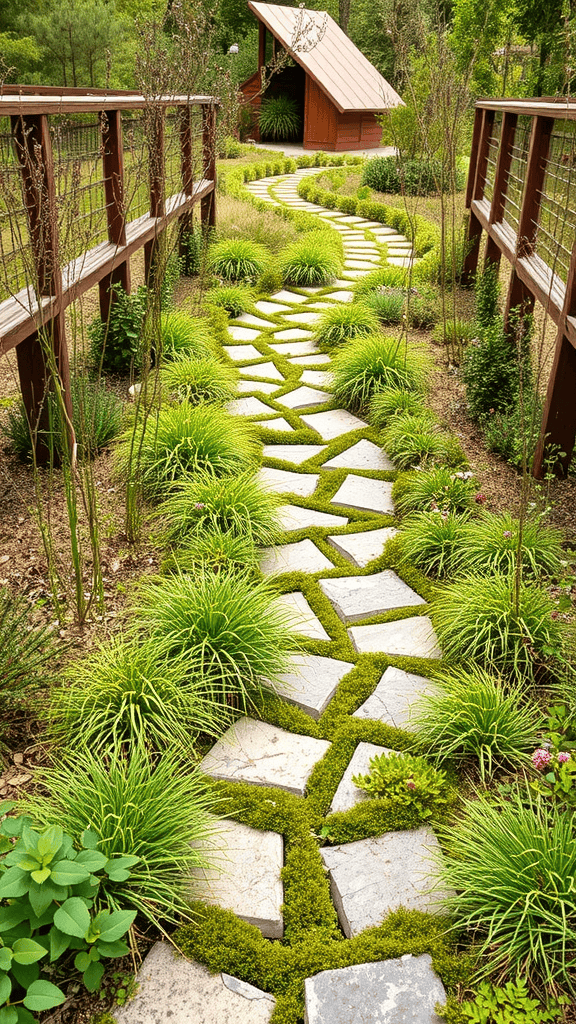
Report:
119,168,447,1023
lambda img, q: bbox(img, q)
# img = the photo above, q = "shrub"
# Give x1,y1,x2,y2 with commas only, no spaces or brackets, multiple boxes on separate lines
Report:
130,571,295,707
411,665,539,781
381,412,465,469
24,747,217,924
155,470,281,546
115,403,258,497
481,395,542,470
279,231,342,286
431,573,566,682
440,790,576,993
453,511,563,579
362,288,405,324
406,286,441,329
400,510,468,578
208,239,270,282
361,155,401,193
353,750,450,821
369,387,424,426
393,467,478,515
331,335,427,411
361,156,459,196
258,95,302,140
165,526,258,576
160,353,238,405
180,228,203,276
205,284,254,317
157,311,213,360
88,284,147,373
413,234,468,286
462,322,522,420
313,302,380,350
475,261,501,329
217,194,299,254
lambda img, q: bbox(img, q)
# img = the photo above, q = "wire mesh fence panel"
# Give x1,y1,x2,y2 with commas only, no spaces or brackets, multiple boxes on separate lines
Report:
50,115,109,270
121,112,150,222
534,124,576,284
503,114,532,234
0,118,32,304
483,111,502,206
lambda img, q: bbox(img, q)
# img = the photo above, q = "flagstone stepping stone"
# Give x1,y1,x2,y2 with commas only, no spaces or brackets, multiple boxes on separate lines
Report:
323,439,394,472
321,570,425,623
277,386,330,410
200,718,331,796
234,314,275,329
345,260,381,271
278,505,348,531
361,221,387,229
301,409,368,440
349,616,442,659
270,289,309,304
190,818,283,938
228,397,274,417
224,344,262,362
329,742,396,814
303,954,446,1024
379,234,409,244
272,591,331,641
299,285,327,293
301,370,332,387
260,417,295,432
258,466,319,496
320,290,354,302
353,665,437,729
272,653,354,720
116,943,276,1024
331,474,394,514
256,300,291,314
270,340,316,356
262,443,326,464
228,325,261,342
320,828,448,937
342,268,371,278
327,527,398,568
388,256,415,267
271,329,314,342
342,239,384,248
241,361,284,380
289,354,331,365
260,538,333,575
337,215,366,223
371,227,398,236
237,380,278,395
282,311,323,324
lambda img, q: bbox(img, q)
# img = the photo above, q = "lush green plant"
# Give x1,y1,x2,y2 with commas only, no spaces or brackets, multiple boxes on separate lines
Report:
180,228,203,277
24,747,216,924
0,809,138,1015
88,284,147,373
369,387,424,426
474,262,501,330
354,265,408,295
160,353,238,405
130,571,295,708
400,510,468,577
411,666,539,782
440,789,576,993
0,590,57,743
331,335,427,411
164,526,258,576
361,155,464,196
529,745,576,812
361,155,402,193
155,470,281,546
462,322,522,421
461,978,568,1023
481,396,542,470
157,311,213,360
393,467,478,515
362,288,405,325
452,511,563,579
313,302,380,350
258,95,302,140
381,412,465,469
406,286,441,329
208,239,269,282
352,750,449,820
115,403,258,497
432,318,476,351
160,251,181,310
431,574,566,682
205,284,254,317
279,232,342,286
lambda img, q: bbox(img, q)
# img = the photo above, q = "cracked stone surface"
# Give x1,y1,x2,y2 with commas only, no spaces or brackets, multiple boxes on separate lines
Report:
200,718,330,796
255,300,291,314
303,954,446,1024
277,386,330,410
327,527,398,568
223,344,262,362
301,409,368,440
331,475,394,514
278,505,348,531
272,591,331,641
258,466,319,496
241,361,284,381
190,818,283,938
228,397,273,418
349,616,442,659
227,326,261,342
260,538,333,575
353,666,438,730
237,380,278,395
323,439,394,472
116,943,276,1024
272,653,354,720
270,289,309,304
329,742,398,814
320,570,425,623
261,417,294,431
320,829,449,936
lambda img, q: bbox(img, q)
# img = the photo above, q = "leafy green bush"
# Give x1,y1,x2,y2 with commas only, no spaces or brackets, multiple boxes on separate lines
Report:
165,526,258,576
0,811,137,1012
431,574,565,682
393,467,478,515
179,228,203,277
361,155,460,196
461,978,568,1023
453,511,563,579
474,261,501,330
411,665,539,781
206,284,254,317
462,322,522,420
331,335,427,411
158,311,213,360
313,302,379,350
89,284,147,373
381,412,465,469
208,239,269,282
407,286,442,329
369,387,424,426
160,353,238,405
481,396,542,470
279,231,342,286
360,155,401,193
362,288,405,324
400,510,468,577
258,95,302,140
25,747,216,924
440,790,576,993
155,470,281,546
352,750,450,820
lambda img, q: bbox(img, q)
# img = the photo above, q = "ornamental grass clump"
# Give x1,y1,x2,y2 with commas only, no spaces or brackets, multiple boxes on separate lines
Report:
208,239,269,282
160,353,238,405
331,335,427,411
158,311,213,360
354,265,408,295
400,510,468,578
279,231,342,286
362,288,405,325
369,387,424,427
313,302,380,350
205,284,254,317
381,412,465,469
393,467,478,515
452,510,563,579
0,589,57,745
411,665,539,781
258,94,302,140
164,527,258,576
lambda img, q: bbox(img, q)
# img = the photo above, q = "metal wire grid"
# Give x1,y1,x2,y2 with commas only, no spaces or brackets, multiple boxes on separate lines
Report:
533,126,576,284
0,120,32,303
483,112,502,205
502,115,532,233
50,115,110,266
121,112,150,222
162,108,205,202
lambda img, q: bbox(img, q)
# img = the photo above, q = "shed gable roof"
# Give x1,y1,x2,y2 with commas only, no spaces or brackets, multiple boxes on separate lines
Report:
248,2,403,114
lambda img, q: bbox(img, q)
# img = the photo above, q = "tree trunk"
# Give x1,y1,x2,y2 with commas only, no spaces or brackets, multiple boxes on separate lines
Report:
339,0,350,34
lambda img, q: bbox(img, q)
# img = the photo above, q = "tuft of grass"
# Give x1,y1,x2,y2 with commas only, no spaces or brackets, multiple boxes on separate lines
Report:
157,311,213,360
160,353,238,405
362,288,405,325
313,302,380,350
369,387,425,427
205,284,255,317
354,265,408,295
279,231,343,286
0,589,57,748
381,411,465,469
331,335,426,412
155,470,281,546
258,95,302,141
453,511,564,579
164,526,258,576
400,510,469,578
406,286,441,329
393,466,478,515
208,239,270,282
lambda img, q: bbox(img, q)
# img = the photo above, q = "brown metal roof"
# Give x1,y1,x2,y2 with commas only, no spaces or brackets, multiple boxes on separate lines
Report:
248,2,403,114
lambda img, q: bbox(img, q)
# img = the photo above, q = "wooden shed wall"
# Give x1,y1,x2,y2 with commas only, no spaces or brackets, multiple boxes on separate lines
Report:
304,76,382,150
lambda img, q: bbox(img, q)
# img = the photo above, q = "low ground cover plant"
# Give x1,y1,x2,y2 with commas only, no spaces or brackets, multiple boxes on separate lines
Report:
155,470,281,546
381,411,465,469
208,239,270,283
331,335,426,410
160,354,238,405
353,750,450,820
392,467,478,515
313,302,379,350
461,978,568,1023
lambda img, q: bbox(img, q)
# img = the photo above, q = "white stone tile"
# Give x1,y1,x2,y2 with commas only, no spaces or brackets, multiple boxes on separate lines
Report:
341,268,372,278
234,314,275,329
241,361,284,381
321,289,354,302
258,466,319,496
282,311,323,324
227,397,274,417
301,409,368,440
330,474,394,514
329,742,396,813
237,380,278,395
263,443,326,464
323,439,394,472
227,325,261,342
272,591,330,641
300,370,332,387
223,344,262,362
260,417,295,432
270,341,317,357
278,505,348,531
349,617,442,659
277,386,330,410
387,256,416,268
353,665,437,730
327,527,398,568
288,354,331,365
320,570,425,623
271,329,314,342
270,289,309,304
272,653,354,720
344,260,382,271
255,300,291,314
260,538,333,575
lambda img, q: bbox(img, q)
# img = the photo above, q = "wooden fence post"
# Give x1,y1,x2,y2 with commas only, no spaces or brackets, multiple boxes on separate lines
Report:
200,102,217,232
11,112,73,463
99,109,130,324
144,107,165,286
484,111,517,268
462,108,494,284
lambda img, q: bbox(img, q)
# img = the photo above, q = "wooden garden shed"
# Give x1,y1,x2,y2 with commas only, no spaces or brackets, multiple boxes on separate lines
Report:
241,2,403,151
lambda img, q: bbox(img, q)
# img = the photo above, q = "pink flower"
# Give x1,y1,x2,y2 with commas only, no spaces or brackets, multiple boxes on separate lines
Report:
503,530,512,539
405,779,416,790
475,493,487,505
532,748,552,770
557,752,571,764
194,503,205,510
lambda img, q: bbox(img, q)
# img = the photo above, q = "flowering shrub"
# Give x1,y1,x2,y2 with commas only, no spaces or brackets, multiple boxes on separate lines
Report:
352,751,450,820
530,746,576,810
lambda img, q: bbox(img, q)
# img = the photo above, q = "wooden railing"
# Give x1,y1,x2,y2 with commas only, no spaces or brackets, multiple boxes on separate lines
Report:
464,98,576,476
0,87,218,458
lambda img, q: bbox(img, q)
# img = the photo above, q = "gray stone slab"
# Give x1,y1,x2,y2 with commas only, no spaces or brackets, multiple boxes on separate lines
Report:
282,311,323,324
255,300,291,314
379,234,409,243
260,538,333,575
278,504,348,531
301,370,332,387
353,665,437,729
271,330,314,343
228,325,261,342
329,742,397,814
388,248,414,257
321,828,448,937
320,570,425,623
388,256,416,268
337,215,366,223
200,717,330,796
301,409,368,440
116,943,275,1024
304,954,446,1024
277,386,330,410
237,380,278,395
341,268,371,278
323,439,394,472
263,443,326,464
224,344,262,362
344,260,381,271
270,289,308,304
349,617,442,659
241,361,284,381
272,653,354,719
272,591,331,641
289,354,331,365
190,818,283,938
228,397,273,418
258,466,319,496
331,475,394,514
341,239,383,248
260,417,295,432
328,527,399,568
235,314,275,329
